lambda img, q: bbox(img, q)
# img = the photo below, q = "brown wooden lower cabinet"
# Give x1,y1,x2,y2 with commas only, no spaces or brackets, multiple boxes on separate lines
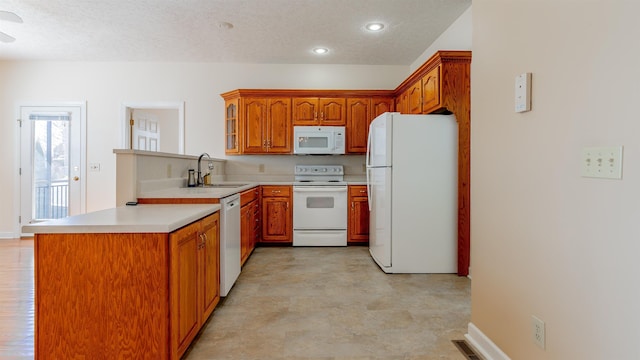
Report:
35,212,220,360
348,185,370,245
240,187,261,264
261,185,292,244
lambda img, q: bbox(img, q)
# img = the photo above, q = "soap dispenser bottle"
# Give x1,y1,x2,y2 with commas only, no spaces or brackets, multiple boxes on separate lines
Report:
187,169,196,187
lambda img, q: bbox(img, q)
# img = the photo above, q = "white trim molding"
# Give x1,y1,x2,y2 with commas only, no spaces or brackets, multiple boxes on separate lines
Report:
465,323,512,360
15,101,87,236
0,233,20,239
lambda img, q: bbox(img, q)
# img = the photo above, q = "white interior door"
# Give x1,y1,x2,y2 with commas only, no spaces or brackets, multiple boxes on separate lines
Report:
20,105,85,230
132,111,161,151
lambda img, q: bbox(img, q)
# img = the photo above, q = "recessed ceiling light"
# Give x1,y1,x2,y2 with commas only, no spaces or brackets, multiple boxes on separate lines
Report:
312,47,329,55
365,23,385,32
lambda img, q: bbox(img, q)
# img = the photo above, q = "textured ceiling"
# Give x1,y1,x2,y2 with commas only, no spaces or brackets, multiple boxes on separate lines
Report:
0,0,470,64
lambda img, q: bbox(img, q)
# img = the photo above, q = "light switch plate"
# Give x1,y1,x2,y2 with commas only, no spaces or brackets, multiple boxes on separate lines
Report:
515,72,532,113
581,146,623,179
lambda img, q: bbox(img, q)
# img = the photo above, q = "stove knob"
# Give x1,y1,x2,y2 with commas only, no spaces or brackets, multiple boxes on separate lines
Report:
322,168,327,172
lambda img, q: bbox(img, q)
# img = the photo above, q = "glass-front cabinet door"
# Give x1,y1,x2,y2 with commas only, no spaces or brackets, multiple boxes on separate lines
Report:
225,99,239,154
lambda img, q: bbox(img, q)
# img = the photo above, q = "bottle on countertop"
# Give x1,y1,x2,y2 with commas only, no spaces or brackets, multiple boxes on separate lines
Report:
188,169,196,187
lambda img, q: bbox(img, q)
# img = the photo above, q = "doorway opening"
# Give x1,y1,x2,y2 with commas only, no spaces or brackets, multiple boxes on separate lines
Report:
121,102,185,154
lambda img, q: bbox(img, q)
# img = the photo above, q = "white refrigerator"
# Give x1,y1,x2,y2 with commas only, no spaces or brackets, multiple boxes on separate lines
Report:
366,112,458,273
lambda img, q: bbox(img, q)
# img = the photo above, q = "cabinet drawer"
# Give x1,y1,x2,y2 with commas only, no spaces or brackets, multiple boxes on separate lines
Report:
262,185,291,197
349,185,368,197
240,187,260,206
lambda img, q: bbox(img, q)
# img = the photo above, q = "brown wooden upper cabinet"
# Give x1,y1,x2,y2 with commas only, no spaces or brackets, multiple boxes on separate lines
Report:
241,97,292,154
346,97,394,154
395,91,408,114
224,98,240,154
406,82,422,114
293,97,346,126
421,65,441,113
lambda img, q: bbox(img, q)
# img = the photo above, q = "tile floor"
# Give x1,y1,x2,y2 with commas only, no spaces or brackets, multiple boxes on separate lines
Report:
184,246,471,360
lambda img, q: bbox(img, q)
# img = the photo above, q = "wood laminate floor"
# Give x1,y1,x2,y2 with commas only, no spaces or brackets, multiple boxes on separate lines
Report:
0,240,470,359
0,239,34,359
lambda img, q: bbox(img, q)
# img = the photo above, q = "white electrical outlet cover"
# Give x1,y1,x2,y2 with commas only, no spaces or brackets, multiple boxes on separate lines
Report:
581,146,623,179
531,315,545,349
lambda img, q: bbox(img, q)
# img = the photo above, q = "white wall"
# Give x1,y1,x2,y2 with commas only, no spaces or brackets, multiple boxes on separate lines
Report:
410,6,472,73
470,1,640,359
0,61,408,236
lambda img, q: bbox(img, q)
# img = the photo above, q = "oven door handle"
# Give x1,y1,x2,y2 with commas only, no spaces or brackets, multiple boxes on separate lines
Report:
293,187,348,193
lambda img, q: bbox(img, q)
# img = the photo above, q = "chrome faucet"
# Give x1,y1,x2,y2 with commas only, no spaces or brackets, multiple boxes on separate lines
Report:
197,152,211,186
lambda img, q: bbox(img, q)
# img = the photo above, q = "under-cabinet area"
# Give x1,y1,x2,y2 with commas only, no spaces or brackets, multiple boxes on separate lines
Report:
23,205,221,360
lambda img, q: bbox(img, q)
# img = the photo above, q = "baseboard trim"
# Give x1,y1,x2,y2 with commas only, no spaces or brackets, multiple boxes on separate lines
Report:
0,232,20,239
465,323,511,360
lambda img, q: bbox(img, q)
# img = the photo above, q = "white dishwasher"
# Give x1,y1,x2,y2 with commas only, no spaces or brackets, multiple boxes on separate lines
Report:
220,193,241,296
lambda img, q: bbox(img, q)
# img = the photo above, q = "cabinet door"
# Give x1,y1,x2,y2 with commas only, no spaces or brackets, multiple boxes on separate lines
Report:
225,98,240,154
396,92,408,114
372,97,394,118
200,213,220,322
407,82,422,114
348,186,370,244
421,65,441,113
242,98,267,153
240,204,251,265
319,98,346,126
262,197,291,242
252,199,261,245
292,98,319,125
349,196,370,243
169,221,200,358
346,98,371,153
266,98,292,153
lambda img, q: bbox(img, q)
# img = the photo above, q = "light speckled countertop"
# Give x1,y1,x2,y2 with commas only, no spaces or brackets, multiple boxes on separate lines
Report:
138,182,260,199
22,204,221,234
137,180,366,199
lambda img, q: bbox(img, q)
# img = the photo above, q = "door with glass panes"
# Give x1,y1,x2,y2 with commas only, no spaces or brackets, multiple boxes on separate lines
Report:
20,105,84,230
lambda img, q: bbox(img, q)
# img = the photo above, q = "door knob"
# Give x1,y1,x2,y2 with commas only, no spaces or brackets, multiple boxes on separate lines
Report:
73,176,79,181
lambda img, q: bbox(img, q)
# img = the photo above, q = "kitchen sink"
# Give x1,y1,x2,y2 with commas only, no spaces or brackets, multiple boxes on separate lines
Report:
182,183,250,189
200,183,249,188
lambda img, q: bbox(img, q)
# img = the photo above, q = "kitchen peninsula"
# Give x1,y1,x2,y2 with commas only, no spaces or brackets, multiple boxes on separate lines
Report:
23,204,221,360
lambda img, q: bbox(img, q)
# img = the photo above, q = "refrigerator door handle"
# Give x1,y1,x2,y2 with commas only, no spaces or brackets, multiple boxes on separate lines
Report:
366,121,372,167
366,167,372,211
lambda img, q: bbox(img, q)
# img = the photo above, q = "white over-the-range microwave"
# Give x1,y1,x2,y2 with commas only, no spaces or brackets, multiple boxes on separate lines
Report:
293,126,345,155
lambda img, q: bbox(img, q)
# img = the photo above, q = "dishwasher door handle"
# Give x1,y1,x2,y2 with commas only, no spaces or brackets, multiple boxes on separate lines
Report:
225,200,240,209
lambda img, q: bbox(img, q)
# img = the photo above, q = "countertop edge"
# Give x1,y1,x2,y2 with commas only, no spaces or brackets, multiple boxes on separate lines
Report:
23,204,221,234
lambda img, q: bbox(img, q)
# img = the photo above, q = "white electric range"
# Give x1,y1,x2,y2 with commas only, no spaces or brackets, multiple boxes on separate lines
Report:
292,165,348,246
